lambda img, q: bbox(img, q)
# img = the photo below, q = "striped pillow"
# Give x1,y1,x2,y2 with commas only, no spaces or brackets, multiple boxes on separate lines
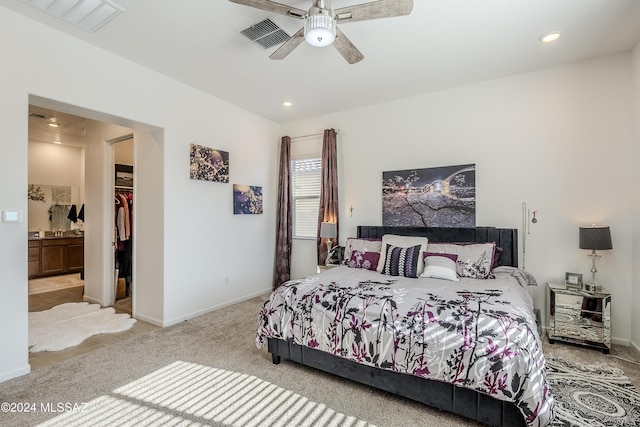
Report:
420,252,459,281
382,244,421,278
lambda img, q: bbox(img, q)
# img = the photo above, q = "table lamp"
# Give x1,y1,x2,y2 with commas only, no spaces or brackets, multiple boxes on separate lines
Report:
579,225,612,292
320,222,337,259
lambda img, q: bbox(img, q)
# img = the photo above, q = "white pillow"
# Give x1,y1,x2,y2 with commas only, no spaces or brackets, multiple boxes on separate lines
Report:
376,235,429,275
420,253,459,281
427,242,496,279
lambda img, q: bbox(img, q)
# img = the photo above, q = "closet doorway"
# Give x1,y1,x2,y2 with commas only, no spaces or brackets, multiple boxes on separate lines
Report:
112,136,134,315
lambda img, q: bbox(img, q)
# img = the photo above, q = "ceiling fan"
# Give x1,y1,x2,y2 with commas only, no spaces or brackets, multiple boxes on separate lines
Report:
229,0,414,64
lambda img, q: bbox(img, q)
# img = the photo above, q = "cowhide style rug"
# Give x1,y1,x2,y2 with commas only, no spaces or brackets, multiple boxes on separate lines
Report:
29,302,136,352
547,357,640,426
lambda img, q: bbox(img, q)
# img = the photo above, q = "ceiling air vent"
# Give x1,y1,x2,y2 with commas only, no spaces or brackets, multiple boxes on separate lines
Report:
21,0,124,33
240,18,290,49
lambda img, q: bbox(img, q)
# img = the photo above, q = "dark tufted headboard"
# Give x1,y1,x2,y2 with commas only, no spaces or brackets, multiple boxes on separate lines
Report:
357,226,518,267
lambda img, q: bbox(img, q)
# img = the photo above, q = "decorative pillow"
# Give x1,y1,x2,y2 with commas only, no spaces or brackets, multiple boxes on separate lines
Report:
420,252,459,281
327,245,346,265
344,238,382,268
426,242,496,279
492,246,503,269
381,244,422,278
376,235,429,275
348,250,380,270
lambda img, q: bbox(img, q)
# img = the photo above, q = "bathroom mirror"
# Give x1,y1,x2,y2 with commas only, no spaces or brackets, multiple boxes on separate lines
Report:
28,184,82,232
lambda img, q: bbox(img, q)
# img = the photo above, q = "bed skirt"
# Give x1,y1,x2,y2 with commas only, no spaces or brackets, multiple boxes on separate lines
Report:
268,338,526,427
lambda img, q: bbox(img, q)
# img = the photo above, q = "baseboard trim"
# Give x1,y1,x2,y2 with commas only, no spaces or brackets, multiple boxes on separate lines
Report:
133,313,163,327
0,364,31,383
630,340,640,353
612,337,631,346
161,288,271,327
83,295,101,305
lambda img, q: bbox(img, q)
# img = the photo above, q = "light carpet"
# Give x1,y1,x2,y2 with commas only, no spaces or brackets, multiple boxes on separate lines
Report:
547,357,640,426
39,360,375,427
29,302,136,352
3,295,638,427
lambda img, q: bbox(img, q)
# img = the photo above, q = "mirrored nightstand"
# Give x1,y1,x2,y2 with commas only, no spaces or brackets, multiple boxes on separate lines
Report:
547,282,611,354
317,264,340,273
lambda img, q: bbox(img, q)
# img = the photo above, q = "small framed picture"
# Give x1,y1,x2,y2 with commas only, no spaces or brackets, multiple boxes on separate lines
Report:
565,272,582,288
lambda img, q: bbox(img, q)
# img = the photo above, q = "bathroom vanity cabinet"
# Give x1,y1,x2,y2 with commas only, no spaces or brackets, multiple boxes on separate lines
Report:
28,236,84,279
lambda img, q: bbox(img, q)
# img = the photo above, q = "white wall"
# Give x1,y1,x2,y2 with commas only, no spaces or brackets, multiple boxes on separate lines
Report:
114,137,134,166
632,40,640,351
283,53,635,345
27,141,83,231
0,7,280,382
82,118,133,307
28,141,83,187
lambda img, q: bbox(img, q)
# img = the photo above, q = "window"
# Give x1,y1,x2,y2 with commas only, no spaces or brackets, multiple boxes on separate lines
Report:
292,157,321,238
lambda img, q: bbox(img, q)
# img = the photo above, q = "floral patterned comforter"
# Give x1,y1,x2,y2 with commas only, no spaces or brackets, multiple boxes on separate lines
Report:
257,266,554,426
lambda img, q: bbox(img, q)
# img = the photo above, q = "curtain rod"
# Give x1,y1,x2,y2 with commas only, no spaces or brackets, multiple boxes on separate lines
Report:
288,129,340,141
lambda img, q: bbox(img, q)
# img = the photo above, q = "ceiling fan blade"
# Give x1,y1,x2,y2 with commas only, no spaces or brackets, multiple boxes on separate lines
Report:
333,28,364,64
270,27,305,60
229,0,306,19
335,0,413,24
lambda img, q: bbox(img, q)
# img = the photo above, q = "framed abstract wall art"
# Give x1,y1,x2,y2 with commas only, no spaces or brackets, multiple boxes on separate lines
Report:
189,143,229,183
233,184,263,215
382,163,476,227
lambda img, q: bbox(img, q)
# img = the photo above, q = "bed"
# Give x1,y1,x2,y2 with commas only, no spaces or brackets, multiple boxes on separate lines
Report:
257,226,553,427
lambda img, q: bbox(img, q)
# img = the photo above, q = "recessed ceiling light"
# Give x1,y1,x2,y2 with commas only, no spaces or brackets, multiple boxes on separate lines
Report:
539,31,561,43
53,140,62,145
282,101,293,107
48,121,59,128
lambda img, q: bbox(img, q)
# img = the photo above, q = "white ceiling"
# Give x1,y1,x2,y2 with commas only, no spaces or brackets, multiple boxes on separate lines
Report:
5,0,640,124
28,105,89,148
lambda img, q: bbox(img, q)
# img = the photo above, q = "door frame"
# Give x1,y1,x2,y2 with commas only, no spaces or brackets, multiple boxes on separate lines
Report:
28,95,163,324
106,134,135,311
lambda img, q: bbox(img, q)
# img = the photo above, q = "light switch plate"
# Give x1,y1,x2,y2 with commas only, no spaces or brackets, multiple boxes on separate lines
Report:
2,210,22,223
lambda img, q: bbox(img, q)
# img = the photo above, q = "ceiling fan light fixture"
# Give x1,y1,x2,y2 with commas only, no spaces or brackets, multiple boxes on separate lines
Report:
304,8,335,47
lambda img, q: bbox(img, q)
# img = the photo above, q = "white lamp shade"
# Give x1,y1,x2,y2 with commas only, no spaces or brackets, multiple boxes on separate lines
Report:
320,222,337,238
304,12,336,47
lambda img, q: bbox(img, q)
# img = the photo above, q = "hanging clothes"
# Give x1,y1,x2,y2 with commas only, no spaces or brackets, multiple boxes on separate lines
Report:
115,193,130,242
67,204,78,223
115,191,134,296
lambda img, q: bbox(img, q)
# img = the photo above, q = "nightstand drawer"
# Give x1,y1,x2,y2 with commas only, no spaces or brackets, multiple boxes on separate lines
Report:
552,323,603,342
554,293,584,309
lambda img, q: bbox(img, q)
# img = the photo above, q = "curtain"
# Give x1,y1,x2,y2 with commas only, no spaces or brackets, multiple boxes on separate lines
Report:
273,136,292,289
317,129,339,265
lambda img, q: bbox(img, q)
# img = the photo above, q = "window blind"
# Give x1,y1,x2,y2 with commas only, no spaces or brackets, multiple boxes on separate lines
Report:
291,157,321,238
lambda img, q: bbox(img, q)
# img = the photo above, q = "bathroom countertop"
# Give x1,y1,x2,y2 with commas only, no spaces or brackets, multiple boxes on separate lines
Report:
28,234,84,240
